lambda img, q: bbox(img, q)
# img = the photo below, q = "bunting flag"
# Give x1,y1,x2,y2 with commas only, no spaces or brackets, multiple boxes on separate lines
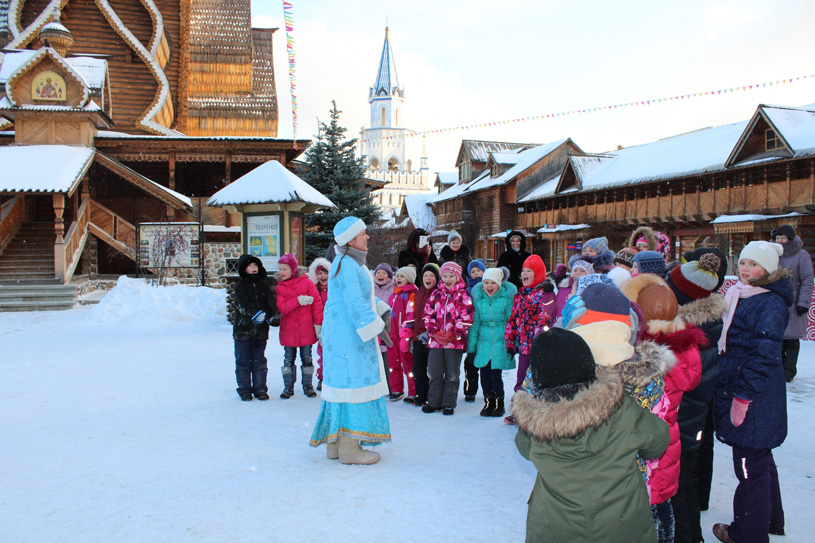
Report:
361,73,815,144
283,1,298,147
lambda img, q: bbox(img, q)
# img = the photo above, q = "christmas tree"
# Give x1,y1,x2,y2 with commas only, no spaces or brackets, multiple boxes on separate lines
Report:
300,101,380,262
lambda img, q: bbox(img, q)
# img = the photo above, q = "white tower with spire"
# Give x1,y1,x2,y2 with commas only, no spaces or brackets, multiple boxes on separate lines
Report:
360,26,434,217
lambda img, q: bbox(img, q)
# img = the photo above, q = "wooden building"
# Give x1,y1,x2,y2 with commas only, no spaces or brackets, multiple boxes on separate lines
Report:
431,138,582,260
0,1,307,291
431,105,815,273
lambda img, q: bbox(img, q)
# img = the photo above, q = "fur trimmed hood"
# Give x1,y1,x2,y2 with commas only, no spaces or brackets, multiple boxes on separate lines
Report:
614,339,677,388
513,367,624,442
629,226,657,252
677,293,727,326
781,236,803,257
644,323,709,353
307,257,332,284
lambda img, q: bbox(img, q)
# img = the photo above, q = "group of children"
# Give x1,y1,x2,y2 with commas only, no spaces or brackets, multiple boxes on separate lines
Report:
232,227,793,543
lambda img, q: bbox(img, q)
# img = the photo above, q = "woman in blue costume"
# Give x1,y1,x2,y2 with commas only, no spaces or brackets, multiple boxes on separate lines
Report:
310,217,391,464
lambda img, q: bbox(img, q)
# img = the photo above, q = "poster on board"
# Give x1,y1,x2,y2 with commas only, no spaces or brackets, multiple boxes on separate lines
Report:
245,214,281,270
290,214,303,265
138,223,200,268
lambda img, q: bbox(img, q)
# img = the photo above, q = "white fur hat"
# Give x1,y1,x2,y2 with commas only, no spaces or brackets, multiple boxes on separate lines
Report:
333,216,366,246
739,241,783,274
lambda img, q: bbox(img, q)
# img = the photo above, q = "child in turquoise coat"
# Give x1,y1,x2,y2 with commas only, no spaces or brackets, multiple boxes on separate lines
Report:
467,267,517,416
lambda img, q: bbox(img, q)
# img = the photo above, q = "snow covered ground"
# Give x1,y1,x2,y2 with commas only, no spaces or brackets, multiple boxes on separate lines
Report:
2,278,813,542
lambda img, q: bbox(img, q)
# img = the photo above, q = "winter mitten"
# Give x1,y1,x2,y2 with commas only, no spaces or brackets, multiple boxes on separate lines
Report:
314,324,322,340
797,306,809,316
561,295,586,328
730,397,751,427
251,310,266,324
418,331,428,344
378,328,393,348
297,295,314,306
268,313,281,327
506,346,517,356
541,279,555,293
433,331,454,345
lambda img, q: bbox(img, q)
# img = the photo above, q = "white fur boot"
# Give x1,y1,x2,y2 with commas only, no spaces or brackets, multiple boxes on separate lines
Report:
337,435,380,465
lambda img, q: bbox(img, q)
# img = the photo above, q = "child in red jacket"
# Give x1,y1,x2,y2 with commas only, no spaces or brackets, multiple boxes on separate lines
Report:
387,266,419,402
276,253,323,399
308,257,331,391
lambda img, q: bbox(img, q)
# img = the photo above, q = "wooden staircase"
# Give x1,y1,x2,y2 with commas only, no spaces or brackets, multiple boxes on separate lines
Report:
0,222,60,284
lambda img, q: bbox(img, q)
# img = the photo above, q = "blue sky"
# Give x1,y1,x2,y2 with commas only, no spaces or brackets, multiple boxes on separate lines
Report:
251,0,815,173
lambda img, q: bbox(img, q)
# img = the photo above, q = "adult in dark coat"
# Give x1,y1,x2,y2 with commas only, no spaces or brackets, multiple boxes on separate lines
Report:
665,252,728,543
771,225,814,382
438,230,472,269
232,254,278,400
496,230,531,289
397,228,439,286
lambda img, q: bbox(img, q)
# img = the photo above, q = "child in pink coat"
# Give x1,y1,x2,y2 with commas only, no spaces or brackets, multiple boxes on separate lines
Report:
276,253,324,399
308,257,331,391
422,261,474,415
387,266,419,402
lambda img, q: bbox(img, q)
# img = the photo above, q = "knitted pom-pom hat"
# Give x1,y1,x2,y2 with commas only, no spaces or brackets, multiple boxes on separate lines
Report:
576,283,632,326
448,230,463,244
739,241,783,274
614,247,638,268
467,259,486,276
482,267,504,286
583,236,609,254
667,252,721,305
439,261,463,283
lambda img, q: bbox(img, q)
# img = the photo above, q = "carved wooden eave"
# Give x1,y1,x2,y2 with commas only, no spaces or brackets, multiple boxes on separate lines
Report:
4,46,90,107
724,105,793,167
93,151,192,210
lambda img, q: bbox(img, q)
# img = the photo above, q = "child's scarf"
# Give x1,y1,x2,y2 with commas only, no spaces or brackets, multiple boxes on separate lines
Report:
717,281,769,353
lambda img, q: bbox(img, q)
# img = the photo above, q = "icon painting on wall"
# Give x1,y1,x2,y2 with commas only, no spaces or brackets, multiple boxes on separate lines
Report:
32,72,67,101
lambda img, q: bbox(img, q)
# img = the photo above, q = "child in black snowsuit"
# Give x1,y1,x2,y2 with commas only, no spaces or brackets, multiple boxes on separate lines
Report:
233,254,278,401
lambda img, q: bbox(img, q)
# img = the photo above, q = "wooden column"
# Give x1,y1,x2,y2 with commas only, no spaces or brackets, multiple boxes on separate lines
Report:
225,151,232,185
763,167,769,210
53,194,66,282
169,151,176,191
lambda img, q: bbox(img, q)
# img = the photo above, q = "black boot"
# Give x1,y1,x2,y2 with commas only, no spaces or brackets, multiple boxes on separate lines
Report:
490,394,505,417
302,366,317,397
480,395,495,417
280,365,295,399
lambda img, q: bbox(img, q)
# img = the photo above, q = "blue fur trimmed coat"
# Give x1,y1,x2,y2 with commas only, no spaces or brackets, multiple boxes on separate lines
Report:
713,268,792,450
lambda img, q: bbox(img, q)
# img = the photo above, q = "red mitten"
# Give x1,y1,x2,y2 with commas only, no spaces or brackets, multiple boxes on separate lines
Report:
730,397,751,427
433,331,454,345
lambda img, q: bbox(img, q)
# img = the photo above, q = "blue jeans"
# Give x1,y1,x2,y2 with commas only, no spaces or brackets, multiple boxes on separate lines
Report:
235,339,268,395
282,346,313,389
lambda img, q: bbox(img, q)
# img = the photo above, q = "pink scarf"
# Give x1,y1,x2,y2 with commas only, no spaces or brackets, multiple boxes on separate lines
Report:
717,281,769,353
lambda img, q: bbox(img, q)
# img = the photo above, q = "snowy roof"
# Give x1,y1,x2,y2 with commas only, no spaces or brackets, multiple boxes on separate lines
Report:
402,194,437,232
429,169,489,203
435,172,457,186
517,173,560,202
462,139,570,194
489,151,524,165
65,57,108,90
537,223,591,233
760,105,815,156
207,160,335,208
711,212,803,224
0,145,94,193
457,140,538,165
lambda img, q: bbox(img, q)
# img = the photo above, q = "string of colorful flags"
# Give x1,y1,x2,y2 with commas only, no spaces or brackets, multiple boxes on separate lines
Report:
361,73,815,144
282,1,298,145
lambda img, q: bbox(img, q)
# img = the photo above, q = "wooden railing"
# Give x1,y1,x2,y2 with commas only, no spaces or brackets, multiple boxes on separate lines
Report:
88,200,136,259
61,198,91,282
55,198,137,283
0,195,25,252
